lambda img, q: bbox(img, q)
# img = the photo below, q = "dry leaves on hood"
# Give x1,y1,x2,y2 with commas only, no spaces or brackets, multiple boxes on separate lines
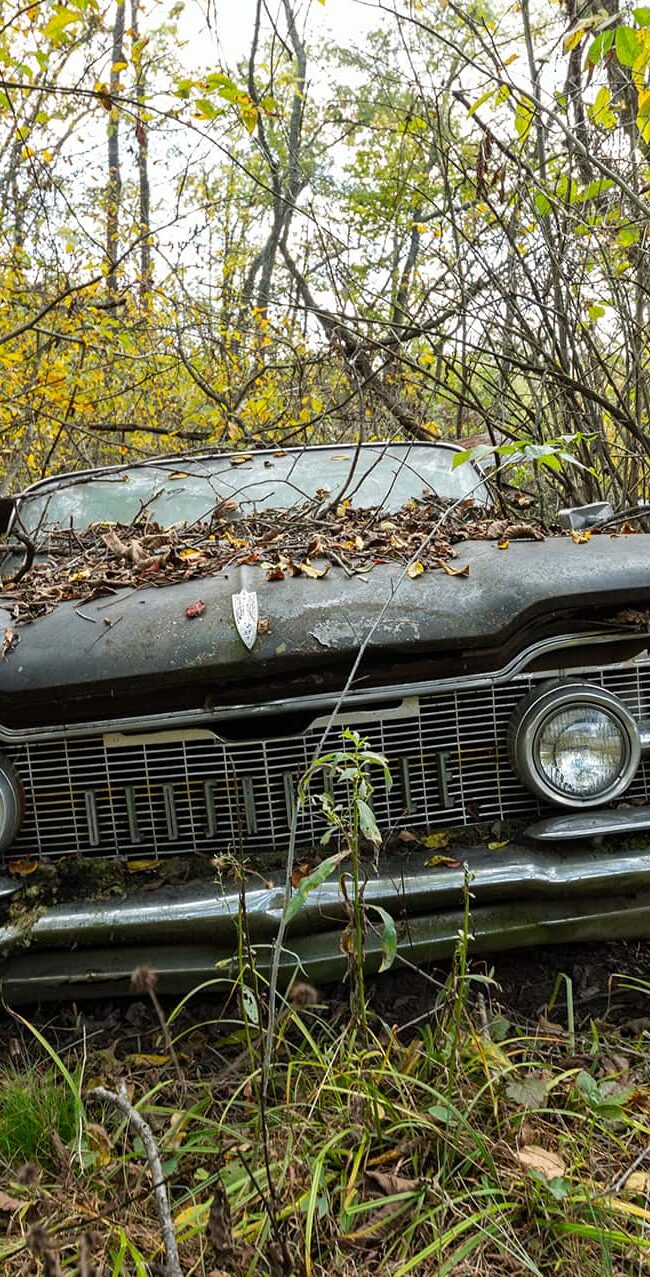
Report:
0,490,554,625
1,627,18,659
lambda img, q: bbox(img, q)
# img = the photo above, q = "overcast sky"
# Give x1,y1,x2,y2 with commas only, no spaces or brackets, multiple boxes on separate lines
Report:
179,0,381,67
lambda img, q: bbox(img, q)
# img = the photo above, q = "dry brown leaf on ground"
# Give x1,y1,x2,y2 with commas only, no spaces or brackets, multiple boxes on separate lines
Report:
0,1188,25,1212
366,1169,420,1194
516,1144,566,1179
207,1185,233,1258
622,1172,650,1195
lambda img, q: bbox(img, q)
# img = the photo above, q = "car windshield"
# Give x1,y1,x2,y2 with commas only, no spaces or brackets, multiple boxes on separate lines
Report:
16,442,487,534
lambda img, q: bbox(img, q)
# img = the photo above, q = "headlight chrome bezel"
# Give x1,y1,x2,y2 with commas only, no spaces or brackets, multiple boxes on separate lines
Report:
509,680,641,809
0,756,23,851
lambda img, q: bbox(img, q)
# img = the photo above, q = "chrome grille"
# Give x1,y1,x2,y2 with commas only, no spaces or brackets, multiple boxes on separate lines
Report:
6,661,650,862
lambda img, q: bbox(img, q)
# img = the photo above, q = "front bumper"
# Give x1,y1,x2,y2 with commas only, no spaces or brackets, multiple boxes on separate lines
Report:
2,842,650,1002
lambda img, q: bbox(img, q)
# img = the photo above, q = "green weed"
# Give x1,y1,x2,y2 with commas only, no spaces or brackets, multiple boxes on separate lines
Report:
0,1068,79,1169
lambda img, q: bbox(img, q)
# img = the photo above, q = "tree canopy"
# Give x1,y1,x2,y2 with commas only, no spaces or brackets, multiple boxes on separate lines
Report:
0,0,648,502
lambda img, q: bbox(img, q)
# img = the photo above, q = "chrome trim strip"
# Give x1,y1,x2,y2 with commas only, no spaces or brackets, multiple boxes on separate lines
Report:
204,780,217,838
84,791,100,848
125,788,141,845
437,752,453,810
0,631,642,745
400,757,412,812
163,784,178,841
283,772,296,826
242,777,257,836
527,806,650,841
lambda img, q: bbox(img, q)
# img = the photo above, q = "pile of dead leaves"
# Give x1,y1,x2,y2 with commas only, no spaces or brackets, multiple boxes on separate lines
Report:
0,495,548,625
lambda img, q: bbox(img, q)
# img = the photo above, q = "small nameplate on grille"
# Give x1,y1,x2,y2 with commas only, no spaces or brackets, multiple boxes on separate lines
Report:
232,589,259,650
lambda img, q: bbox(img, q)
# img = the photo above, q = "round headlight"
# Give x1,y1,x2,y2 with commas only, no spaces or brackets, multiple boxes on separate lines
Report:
0,756,22,850
509,681,641,808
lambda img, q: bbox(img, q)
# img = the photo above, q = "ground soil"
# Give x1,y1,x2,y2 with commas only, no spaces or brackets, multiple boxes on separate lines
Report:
2,939,648,1065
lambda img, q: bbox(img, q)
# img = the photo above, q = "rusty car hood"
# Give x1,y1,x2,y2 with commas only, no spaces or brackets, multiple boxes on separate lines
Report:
0,535,649,719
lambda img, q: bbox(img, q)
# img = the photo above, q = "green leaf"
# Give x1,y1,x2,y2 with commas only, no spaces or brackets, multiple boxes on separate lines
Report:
538,452,563,472
587,302,606,320
534,191,551,216
42,7,83,41
204,71,238,94
615,24,643,67
285,851,347,922
358,798,381,846
589,85,617,128
369,905,397,972
194,98,219,119
241,985,259,1025
556,174,580,204
586,29,614,64
546,1176,571,1201
633,7,650,26
576,177,615,202
514,94,534,143
467,87,494,117
428,1101,455,1124
451,448,473,469
576,1069,602,1107
617,225,640,246
505,1076,551,1107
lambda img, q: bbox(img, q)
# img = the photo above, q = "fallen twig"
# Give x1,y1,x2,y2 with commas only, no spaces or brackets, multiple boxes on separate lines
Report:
88,1080,183,1277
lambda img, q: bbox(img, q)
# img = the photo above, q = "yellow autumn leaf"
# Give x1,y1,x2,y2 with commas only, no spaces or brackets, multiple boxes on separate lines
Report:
127,1053,171,1065
563,28,586,53
407,560,424,578
126,858,160,872
424,831,450,850
440,562,470,576
174,1200,211,1231
86,1122,113,1166
570,529,592,544
487,839,510,851
112,60,128,72
8,857,40,876
178,548,205,561
425,853,463,869
610,1198,650,1223
498,539,510,550
297,559,330,579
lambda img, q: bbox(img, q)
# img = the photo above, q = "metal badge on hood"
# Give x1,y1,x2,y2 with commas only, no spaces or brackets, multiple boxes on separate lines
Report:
232,589,259,650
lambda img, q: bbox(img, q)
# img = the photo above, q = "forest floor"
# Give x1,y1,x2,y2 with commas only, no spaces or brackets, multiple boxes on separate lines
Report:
0,939,650,1275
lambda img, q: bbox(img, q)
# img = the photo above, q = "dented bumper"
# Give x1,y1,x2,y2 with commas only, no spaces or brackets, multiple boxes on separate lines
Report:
1,842,650,1002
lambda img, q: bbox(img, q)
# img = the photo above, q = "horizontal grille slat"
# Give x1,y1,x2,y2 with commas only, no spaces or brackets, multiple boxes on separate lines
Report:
7,660,650,862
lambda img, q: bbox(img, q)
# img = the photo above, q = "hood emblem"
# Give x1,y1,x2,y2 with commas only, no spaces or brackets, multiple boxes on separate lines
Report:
232,589,259,650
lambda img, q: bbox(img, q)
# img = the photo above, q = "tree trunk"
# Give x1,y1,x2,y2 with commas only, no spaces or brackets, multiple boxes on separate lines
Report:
131,0,152,300
106,0,126,291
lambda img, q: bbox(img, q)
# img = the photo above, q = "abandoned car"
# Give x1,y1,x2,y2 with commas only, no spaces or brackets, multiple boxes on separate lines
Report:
0,440,649,1001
